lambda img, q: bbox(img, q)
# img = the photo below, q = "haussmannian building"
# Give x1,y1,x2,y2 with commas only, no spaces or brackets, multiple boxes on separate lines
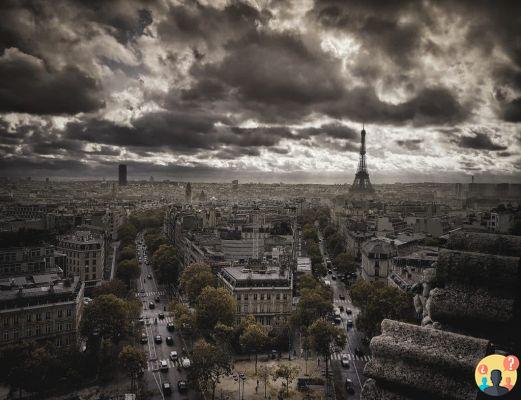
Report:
57,230,105,282
0,274,84,348
218,264,293,326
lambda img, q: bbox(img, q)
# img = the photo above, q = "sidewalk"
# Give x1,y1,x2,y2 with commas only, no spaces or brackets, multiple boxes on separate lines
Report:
216,355,328,400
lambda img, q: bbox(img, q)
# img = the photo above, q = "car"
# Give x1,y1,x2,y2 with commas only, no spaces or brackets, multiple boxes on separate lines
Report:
355,347,364,358
346,308,353,314
339,294,346,300
167,322,175,332
321,369,333,377
148,301,155,309
327,269,332,274
177,380,188,393
339,305,344,312
346,318,354,326
155,296,161,303
333,316,342,324
154,335,162,344
181,357,191,368
331,275,337,280
140,333,148,344
138,316,145,325
145,318,151,326
147,274,152,279
166,336,174,345
158,312,165,320
162,381,172,396
160,360,168,372
345,378,355,394
170,351,178,361
341,354,350,368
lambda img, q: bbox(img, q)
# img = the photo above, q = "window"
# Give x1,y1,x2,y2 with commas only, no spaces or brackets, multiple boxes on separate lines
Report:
35,326,42,336
26,314,31,322
253,293,257,300
56,337,62,347
282,294,287,300
58,310,63,318
267,293,271,300
36,313,42,322
236,294,241,301
46,311,51,320
57,323,63,332
244,294,248,301
46,325,52,334
66,309,72,317
243,305,248,313
26,328,32,337
66,322,72,331
3,331,8,341
260,294,264,300
2,317,8,327
12,330,18,340
276,294,280,300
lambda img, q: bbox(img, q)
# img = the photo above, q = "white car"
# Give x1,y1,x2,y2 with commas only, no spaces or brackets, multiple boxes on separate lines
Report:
181,357,191,368
170,351,178,361
160,359,168,372
341,354,350,368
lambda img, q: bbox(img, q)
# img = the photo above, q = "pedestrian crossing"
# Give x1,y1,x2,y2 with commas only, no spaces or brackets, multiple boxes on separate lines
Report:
141,316,175,324
147,358,178,371
135,290,166,298
330,352,372,363
334,299,350,305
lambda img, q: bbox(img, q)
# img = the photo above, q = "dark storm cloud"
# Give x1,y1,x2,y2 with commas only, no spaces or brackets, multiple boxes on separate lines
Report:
0,48,104,115
182,30,468,125
501,98,521,123
308,0,428,68
64,112,294,154
297,123,358,140
157,1,269,48
396,139,424,151
457,131,507,151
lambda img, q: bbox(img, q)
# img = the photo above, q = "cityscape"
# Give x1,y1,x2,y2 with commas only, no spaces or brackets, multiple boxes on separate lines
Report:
0,1,520,400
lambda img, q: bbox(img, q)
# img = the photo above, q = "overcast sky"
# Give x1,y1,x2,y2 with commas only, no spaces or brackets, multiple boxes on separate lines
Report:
0,0,520,183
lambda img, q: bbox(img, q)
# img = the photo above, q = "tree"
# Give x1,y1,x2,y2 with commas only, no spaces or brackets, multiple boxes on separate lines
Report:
118,244,136,262
258,365,272,398
180,262,217,304
169,301,197,338
350,280,413,338
272,363,300,397
119,345,147,393
145,232,167,254
308,319,346,394
293,286,332,328
80,294,130,343
117,258,140,285
326,232,345,258
240,317,269,373
302,224,318,241
93,279,128,298
333,252,357,275
195,287,236,333
118,223,137,246
152,244,180,285
190,339,232,400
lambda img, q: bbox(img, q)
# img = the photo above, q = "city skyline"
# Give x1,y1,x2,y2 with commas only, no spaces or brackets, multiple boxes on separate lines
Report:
1,0,520,183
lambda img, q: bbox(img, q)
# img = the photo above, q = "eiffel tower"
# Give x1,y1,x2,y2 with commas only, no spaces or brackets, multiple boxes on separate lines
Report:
350,125,375,194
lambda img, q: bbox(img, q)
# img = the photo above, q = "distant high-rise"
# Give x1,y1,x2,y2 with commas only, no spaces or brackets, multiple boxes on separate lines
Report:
118,164,127,186
185,182,192,204
350,126,374,194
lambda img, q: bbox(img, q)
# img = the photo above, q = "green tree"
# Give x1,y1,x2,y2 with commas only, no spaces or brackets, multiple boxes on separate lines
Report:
272,363,300,397
117,258,140,285
169,302,197,338
195,287,236,333
118,223,137,245
258,365,272,398
293,286,332,328
190,339,232,400
350,280,413,338
145,232,167,254
80,294,130,343
152,244,180,285
119,345,147,393
326,232,345,258
240,317,269,373
308,318,346,392
333,252,357,275
93,279,128,298
179,262,216,304
302,224,318,241
118,244,136,262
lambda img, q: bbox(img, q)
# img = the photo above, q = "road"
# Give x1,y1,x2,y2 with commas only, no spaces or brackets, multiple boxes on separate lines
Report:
135,233,199,400
317,231,370,400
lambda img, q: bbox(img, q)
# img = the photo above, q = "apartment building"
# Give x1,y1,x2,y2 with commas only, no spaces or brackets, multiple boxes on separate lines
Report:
0,274,84,348
57,231,105,282
0,245,65,278
218,264,293,326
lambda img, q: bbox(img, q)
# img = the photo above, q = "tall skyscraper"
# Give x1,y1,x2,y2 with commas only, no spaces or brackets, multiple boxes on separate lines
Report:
351,126,374,194
185,182,192,204
118,164,127,186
